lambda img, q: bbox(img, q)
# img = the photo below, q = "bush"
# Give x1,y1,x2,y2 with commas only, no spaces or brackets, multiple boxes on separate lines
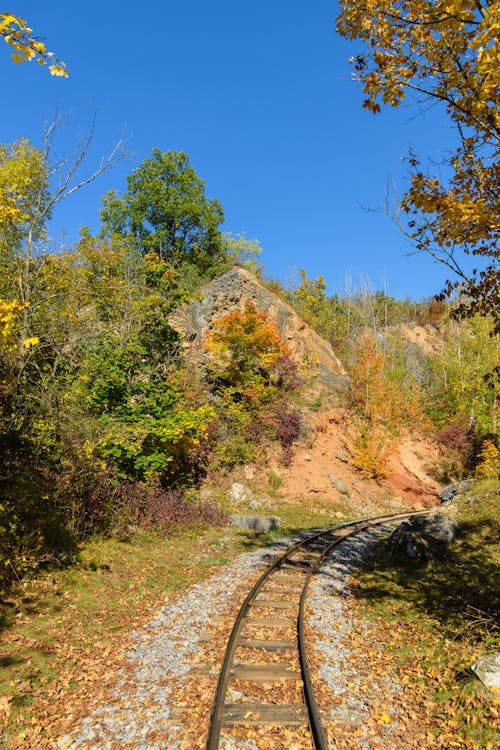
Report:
52,461,227,539
435,417,475,478
273,404,301,466
475,440,500,479
117,482,227,536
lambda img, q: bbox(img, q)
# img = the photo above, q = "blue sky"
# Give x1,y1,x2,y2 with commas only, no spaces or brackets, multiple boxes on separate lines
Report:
3,1,461,299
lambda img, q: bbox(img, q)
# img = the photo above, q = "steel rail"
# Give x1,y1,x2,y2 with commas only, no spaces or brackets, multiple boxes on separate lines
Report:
206,508,432,750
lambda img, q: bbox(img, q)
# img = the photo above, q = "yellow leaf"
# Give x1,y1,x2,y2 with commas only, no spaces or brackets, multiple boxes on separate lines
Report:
23,336,39,348
49,63,68,77
379,713,391,724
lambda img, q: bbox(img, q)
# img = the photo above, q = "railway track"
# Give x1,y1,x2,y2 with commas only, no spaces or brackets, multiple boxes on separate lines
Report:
206,509,432,750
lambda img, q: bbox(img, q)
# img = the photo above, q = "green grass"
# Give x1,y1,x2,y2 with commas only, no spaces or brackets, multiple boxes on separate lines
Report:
0,495,357,746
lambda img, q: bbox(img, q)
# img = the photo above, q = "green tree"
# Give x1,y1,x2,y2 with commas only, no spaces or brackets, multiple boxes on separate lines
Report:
223,232,263,276
336,1,499,329
100,149,226,275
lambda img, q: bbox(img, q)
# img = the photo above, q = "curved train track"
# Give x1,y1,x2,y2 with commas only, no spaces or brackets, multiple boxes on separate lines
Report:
206,509,432,750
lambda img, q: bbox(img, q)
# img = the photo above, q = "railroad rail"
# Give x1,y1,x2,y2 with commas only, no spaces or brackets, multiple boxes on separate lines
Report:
206,508,432,749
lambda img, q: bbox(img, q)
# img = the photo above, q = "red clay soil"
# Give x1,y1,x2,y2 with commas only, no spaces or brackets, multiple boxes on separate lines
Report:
265,409,442,511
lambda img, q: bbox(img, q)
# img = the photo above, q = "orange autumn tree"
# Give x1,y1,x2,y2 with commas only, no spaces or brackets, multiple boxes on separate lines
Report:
204,303,300,465
349,332,426,477
336,1,499,330
205,302,291,386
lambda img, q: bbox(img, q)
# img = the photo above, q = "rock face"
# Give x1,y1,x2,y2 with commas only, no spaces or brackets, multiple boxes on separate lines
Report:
389,514,459,560
169,266,348,394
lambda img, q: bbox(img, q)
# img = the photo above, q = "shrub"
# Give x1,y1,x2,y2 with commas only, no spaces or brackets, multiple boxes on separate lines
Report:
350,417,393,479
435,417,475,477
273,405,301,466
475,440,500,480
118,482,228,536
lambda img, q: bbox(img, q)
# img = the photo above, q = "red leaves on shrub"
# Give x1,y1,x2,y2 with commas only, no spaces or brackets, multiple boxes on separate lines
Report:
117,481,227,535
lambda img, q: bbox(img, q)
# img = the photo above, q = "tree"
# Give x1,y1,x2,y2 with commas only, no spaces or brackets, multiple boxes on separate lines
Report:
223,232,264,276
336,1,499,330
0,138,49,264
0,12,67,76
100,149,226,273
0,122,125,435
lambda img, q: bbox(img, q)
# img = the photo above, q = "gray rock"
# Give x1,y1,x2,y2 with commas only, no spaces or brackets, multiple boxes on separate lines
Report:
247,499,261,510
439,479,475,505
229,482,253,504
230,515,281,533
322,704,363,727
471,653,500,690
328,474,350,497
169,266,349,394
335,450,350,463
390,514,459,560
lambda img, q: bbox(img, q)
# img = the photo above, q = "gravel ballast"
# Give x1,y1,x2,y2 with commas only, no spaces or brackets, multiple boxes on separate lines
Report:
57,528,397,750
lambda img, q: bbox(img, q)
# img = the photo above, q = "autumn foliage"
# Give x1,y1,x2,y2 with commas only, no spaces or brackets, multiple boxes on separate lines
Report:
0,12,67,76
337,1,499,329
205,302,291,379
204,303,300,465
349,332,426,477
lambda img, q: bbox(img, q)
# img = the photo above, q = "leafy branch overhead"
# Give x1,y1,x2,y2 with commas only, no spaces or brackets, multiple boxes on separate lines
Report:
0,13,68,76
336,1,499,329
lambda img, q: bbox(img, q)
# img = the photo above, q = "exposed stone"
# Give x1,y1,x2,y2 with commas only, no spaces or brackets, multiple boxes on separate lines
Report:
242,465,255,480
335,450,350,463
322,704,363,727
471,653,500,690
439,479,476,505
169,267,348,395
230,515,281,533
390,514,459,560
328,474,350,497
247,499,261,510
229,483,253,504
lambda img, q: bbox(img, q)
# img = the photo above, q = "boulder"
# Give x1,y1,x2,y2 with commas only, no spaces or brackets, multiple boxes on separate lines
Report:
471,653,500,690
230,515,281,533
390,514,459,560
439,479,475,505
229,483,253,504
243,465,255,480
335,450,350,463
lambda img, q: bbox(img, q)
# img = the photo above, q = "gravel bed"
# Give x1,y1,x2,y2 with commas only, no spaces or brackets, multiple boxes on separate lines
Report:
57,528,393,750
308,525,402,748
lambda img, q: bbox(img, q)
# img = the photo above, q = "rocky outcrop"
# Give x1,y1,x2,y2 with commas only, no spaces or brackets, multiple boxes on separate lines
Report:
389,514,459,560
439,480,476,505
169,267,348,394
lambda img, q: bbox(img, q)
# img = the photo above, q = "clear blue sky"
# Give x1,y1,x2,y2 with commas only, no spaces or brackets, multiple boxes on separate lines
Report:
3,1,461,299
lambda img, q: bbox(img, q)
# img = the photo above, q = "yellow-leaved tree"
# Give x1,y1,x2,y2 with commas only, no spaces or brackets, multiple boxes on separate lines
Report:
336,1,499,331
0,12,67,76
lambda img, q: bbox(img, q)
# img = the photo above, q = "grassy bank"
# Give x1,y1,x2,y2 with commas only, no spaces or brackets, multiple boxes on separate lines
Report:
350,480,499,749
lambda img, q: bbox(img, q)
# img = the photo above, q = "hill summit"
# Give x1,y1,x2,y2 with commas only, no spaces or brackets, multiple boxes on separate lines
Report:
169,266,348,395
